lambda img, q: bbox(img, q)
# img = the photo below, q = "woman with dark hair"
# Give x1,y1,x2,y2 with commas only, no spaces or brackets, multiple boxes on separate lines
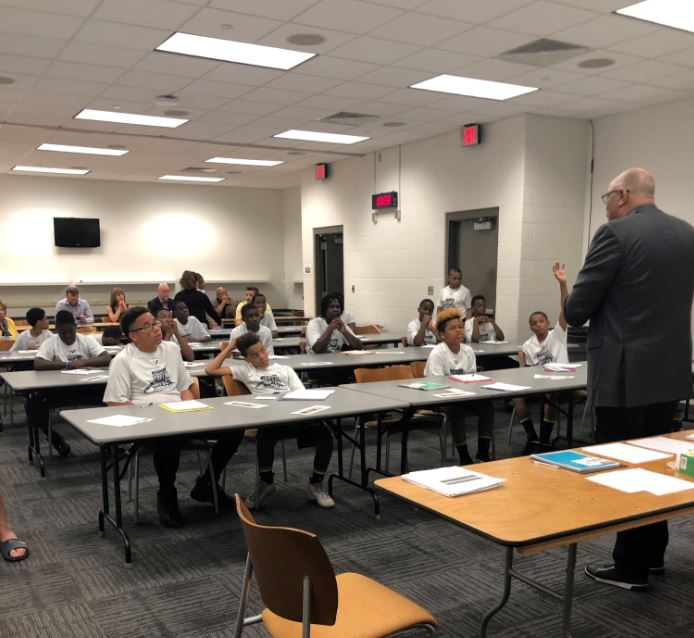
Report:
173,270,220,327
106,287,129,323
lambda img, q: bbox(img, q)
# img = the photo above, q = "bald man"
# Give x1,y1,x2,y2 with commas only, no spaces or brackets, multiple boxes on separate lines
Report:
148,283,175,315
564,168,694,590
215,286,235,320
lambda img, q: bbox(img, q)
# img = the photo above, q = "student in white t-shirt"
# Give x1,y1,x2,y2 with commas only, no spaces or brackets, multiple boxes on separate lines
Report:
306,293,363,354
407,298,437,346
230,304,274,355
30,311,110,457
156,308,194,362
335,293,357,331
205,333,335,510
465,295,505,343
173,301,211,342
10,307,51,351
252,292,279,338
513,262,572,453
437,267,472,317
424,308,494,464
104,307,244,528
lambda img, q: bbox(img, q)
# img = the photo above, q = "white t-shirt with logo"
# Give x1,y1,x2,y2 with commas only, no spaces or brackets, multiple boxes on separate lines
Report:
230,323,274,355
407,319,437,346
36,333,105,363
232,361,303,394
424,342,477,376
11,329,52,351
522,323,568,366
103,341,192,406
175,316,210,342
438,284,472,312
306,317,357,353
260,312,278,331
464,318,496,343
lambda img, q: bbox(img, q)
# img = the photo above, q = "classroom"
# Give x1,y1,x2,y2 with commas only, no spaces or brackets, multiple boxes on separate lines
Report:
1,2,694,637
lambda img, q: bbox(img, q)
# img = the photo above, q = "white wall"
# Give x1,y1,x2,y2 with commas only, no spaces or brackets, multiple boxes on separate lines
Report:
0,174,288,314
281,186,304,310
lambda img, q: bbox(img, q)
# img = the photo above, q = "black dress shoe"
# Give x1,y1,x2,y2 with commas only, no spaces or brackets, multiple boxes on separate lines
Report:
190,479,234,510
584,564,648,591
157,489,185,528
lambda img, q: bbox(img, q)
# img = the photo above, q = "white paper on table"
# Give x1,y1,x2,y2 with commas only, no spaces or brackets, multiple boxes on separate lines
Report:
534,374,575,380
587,468,694,495
160,399,210,412
253,395,279,400
282,389,335,401
628,436,694,456
87,414,153,427
421,344,436,349
582,442,671,463
17,350,38,354
402,466,504,497
301,361,334,366
341,350,375,355
449,374,491,383
433,390,476,398
686,433,694,441
268,355,288,359
224,400,267,409
291,404,331,416
80,374,110,382
544,363,582,372
60,368,101,375
486,340,509,344
481,382,531,392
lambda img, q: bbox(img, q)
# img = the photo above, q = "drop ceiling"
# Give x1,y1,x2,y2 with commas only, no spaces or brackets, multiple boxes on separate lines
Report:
0,0,693,188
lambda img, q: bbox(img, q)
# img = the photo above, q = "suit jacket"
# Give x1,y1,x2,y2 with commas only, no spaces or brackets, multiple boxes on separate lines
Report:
564,204,694,408
147,296,175,315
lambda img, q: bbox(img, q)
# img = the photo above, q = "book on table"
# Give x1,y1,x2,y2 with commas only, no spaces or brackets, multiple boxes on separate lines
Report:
531,450,621,473
398,382,449,391
401,466,504,497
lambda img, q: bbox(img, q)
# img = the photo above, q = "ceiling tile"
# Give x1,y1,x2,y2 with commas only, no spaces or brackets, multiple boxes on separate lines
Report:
264,73,343,93
74,19,170,51
349,100,410,116
508,90,575,107
134,52,221,78
376,88,447,106
393,48,480,73
648,69,694,91
424,94,489,112
554,95,628,118
0,32,67,59
117,70,192,92
163,92,229,111
558,75,631,96
360,0,426,9
93,0,200,30
0,53,52,76
488,1,599,37
329,37,421,65
556,0,640,11
511,67,585,89
45,61,125,84
456,58,538,82
416,0,534,24
369,13,473,47
97,85,168,105
608,29,694,59
437,26,533,58
356,66,430,88
179,8,282,41
216,99,284,116
292,0,403,35
0,0,100,16
296,56,378,80
270,105,337,120
550,14,657,50
395,106,452,121
598,83,685,105
202,64,284,86
241,87,309,105
209,0,318,21
59,41,148,68
658,48,694,69
600,60,688,83
32,76,109,97
325,82,396,100
0,6,84,39
552,49,642,75
296,94,363,111
258,24,357,56
179,78,254,99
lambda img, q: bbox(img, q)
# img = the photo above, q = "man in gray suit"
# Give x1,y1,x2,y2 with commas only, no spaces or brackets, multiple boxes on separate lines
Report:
564,168,694,591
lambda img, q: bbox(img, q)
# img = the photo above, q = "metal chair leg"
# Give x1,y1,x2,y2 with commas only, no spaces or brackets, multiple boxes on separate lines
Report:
134,449,140,524
206,448,219,514
507,407,516,444
280,439,288,482
347,422,359,481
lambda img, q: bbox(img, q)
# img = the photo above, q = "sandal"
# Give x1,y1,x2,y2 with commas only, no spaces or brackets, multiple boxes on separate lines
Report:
1,538,30,562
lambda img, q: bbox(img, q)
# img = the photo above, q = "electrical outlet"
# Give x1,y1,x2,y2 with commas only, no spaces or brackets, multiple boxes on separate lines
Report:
427,286,434,295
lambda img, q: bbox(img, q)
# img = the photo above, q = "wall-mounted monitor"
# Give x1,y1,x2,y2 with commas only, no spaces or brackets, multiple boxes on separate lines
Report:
53,217,101,248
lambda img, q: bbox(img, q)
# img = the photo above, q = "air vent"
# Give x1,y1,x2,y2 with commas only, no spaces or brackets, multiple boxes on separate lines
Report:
319,111,379,126
498,38,590,67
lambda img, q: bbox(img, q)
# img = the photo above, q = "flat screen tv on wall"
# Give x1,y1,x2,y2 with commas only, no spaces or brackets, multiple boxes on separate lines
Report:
53,217,101,248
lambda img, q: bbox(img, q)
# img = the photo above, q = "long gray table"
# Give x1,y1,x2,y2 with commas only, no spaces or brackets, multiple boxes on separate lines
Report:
60,389,409,564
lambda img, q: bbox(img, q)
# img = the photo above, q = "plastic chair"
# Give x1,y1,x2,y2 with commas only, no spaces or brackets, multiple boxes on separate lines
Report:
233,495,437,637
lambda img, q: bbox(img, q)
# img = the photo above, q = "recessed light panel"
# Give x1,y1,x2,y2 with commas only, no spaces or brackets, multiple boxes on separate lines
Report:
74,108,188,128
156,32,316,71
205,157,284,167
616,1,694,34
37,143,129,156
159,175,224,183
12,165,90,175
273,129,369,145
410,74,538,101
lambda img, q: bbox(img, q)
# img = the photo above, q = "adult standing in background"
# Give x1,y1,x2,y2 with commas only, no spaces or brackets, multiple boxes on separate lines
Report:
148,282,175,315
563,168,694,591
55,286,94,325
173,270,220,328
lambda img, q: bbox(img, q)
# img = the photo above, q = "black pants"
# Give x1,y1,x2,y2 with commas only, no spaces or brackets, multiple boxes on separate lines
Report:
257,423,333,476
148,429,245,494
595,401,676,579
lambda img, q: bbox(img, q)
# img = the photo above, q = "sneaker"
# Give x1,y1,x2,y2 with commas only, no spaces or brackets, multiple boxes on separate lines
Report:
475,455,492,463
190,479,234,510
245,481,276,510
584,564,648,591
521,438,539,456
307,481,335,508
157,489,185,528
54,439,71,458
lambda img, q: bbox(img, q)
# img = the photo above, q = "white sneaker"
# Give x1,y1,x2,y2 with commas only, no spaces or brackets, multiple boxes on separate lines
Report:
245,481,276,510
306,481,335,508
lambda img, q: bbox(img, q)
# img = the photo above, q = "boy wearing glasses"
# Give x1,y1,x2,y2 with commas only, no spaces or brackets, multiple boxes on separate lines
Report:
104,307,243,528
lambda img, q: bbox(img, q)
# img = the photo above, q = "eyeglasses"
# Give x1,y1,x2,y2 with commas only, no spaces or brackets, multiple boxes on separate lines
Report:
129,320,161,334
600,188,629,204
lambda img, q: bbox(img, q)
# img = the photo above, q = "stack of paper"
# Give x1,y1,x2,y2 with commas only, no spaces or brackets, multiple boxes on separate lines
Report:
282,389,335,401
402,466,504,497
159,400,213,413
587,468,694,495
482,382,531,392
544,363,581,372
582,443,671,463
449,374,491,383
87,415,153,427
628,437,694,456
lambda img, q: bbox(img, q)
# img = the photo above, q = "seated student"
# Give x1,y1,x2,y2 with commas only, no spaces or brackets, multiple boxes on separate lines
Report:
513,262,570,453
465,295,504,343
104,307,244,527
253,293,278,338
306,293,363,353
407,298,437,346
205,333,335,509
424,308,494,464
10,308,51,351
1,488,28,562
335,293,357,331
0,300,17,338
437,267,472,318
215,286,235,321
55,286,94,325
101,325,123,346
173,302,211,342
148,283,175,315
173,270,220,328
106,287,129,323
235,286,273,326
32,310,111,456
230,303,274,355
156,309,194,362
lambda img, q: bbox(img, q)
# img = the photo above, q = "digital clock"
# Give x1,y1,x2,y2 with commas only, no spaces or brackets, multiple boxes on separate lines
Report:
371,191,398,210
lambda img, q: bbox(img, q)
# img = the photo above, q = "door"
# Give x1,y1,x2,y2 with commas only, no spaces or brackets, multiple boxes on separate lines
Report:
314,227,344,311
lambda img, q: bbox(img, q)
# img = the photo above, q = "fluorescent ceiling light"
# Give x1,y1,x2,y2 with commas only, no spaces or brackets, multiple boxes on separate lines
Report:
159,175,224,183
410,74,538,100
156,32,316,71
205,156,284,167
74,108,188,128
616,1,694,33
273,129,369,145
37,143,129,156
12,165,90,175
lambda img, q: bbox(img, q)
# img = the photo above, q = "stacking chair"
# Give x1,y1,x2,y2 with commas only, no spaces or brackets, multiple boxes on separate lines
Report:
233,495,437,637
354,324,382,335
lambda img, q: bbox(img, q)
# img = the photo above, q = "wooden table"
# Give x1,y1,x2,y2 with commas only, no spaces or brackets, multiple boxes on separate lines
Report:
375,431,694,637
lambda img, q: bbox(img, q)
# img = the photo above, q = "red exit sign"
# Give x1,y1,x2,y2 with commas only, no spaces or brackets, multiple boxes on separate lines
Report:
371,191,398,210
461,124,481,147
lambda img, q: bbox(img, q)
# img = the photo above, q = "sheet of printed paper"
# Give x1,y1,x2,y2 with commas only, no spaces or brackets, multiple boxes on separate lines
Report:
433,390,476,398
482,382,531,392
60,368,102,375
87,415,153,427
587,468,694,495
291,405,331,416
582,442,671,463
224,401,267,409
628,436,694,456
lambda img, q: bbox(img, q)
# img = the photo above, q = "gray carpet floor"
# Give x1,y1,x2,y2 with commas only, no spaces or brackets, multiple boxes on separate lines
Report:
1,393,692,638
